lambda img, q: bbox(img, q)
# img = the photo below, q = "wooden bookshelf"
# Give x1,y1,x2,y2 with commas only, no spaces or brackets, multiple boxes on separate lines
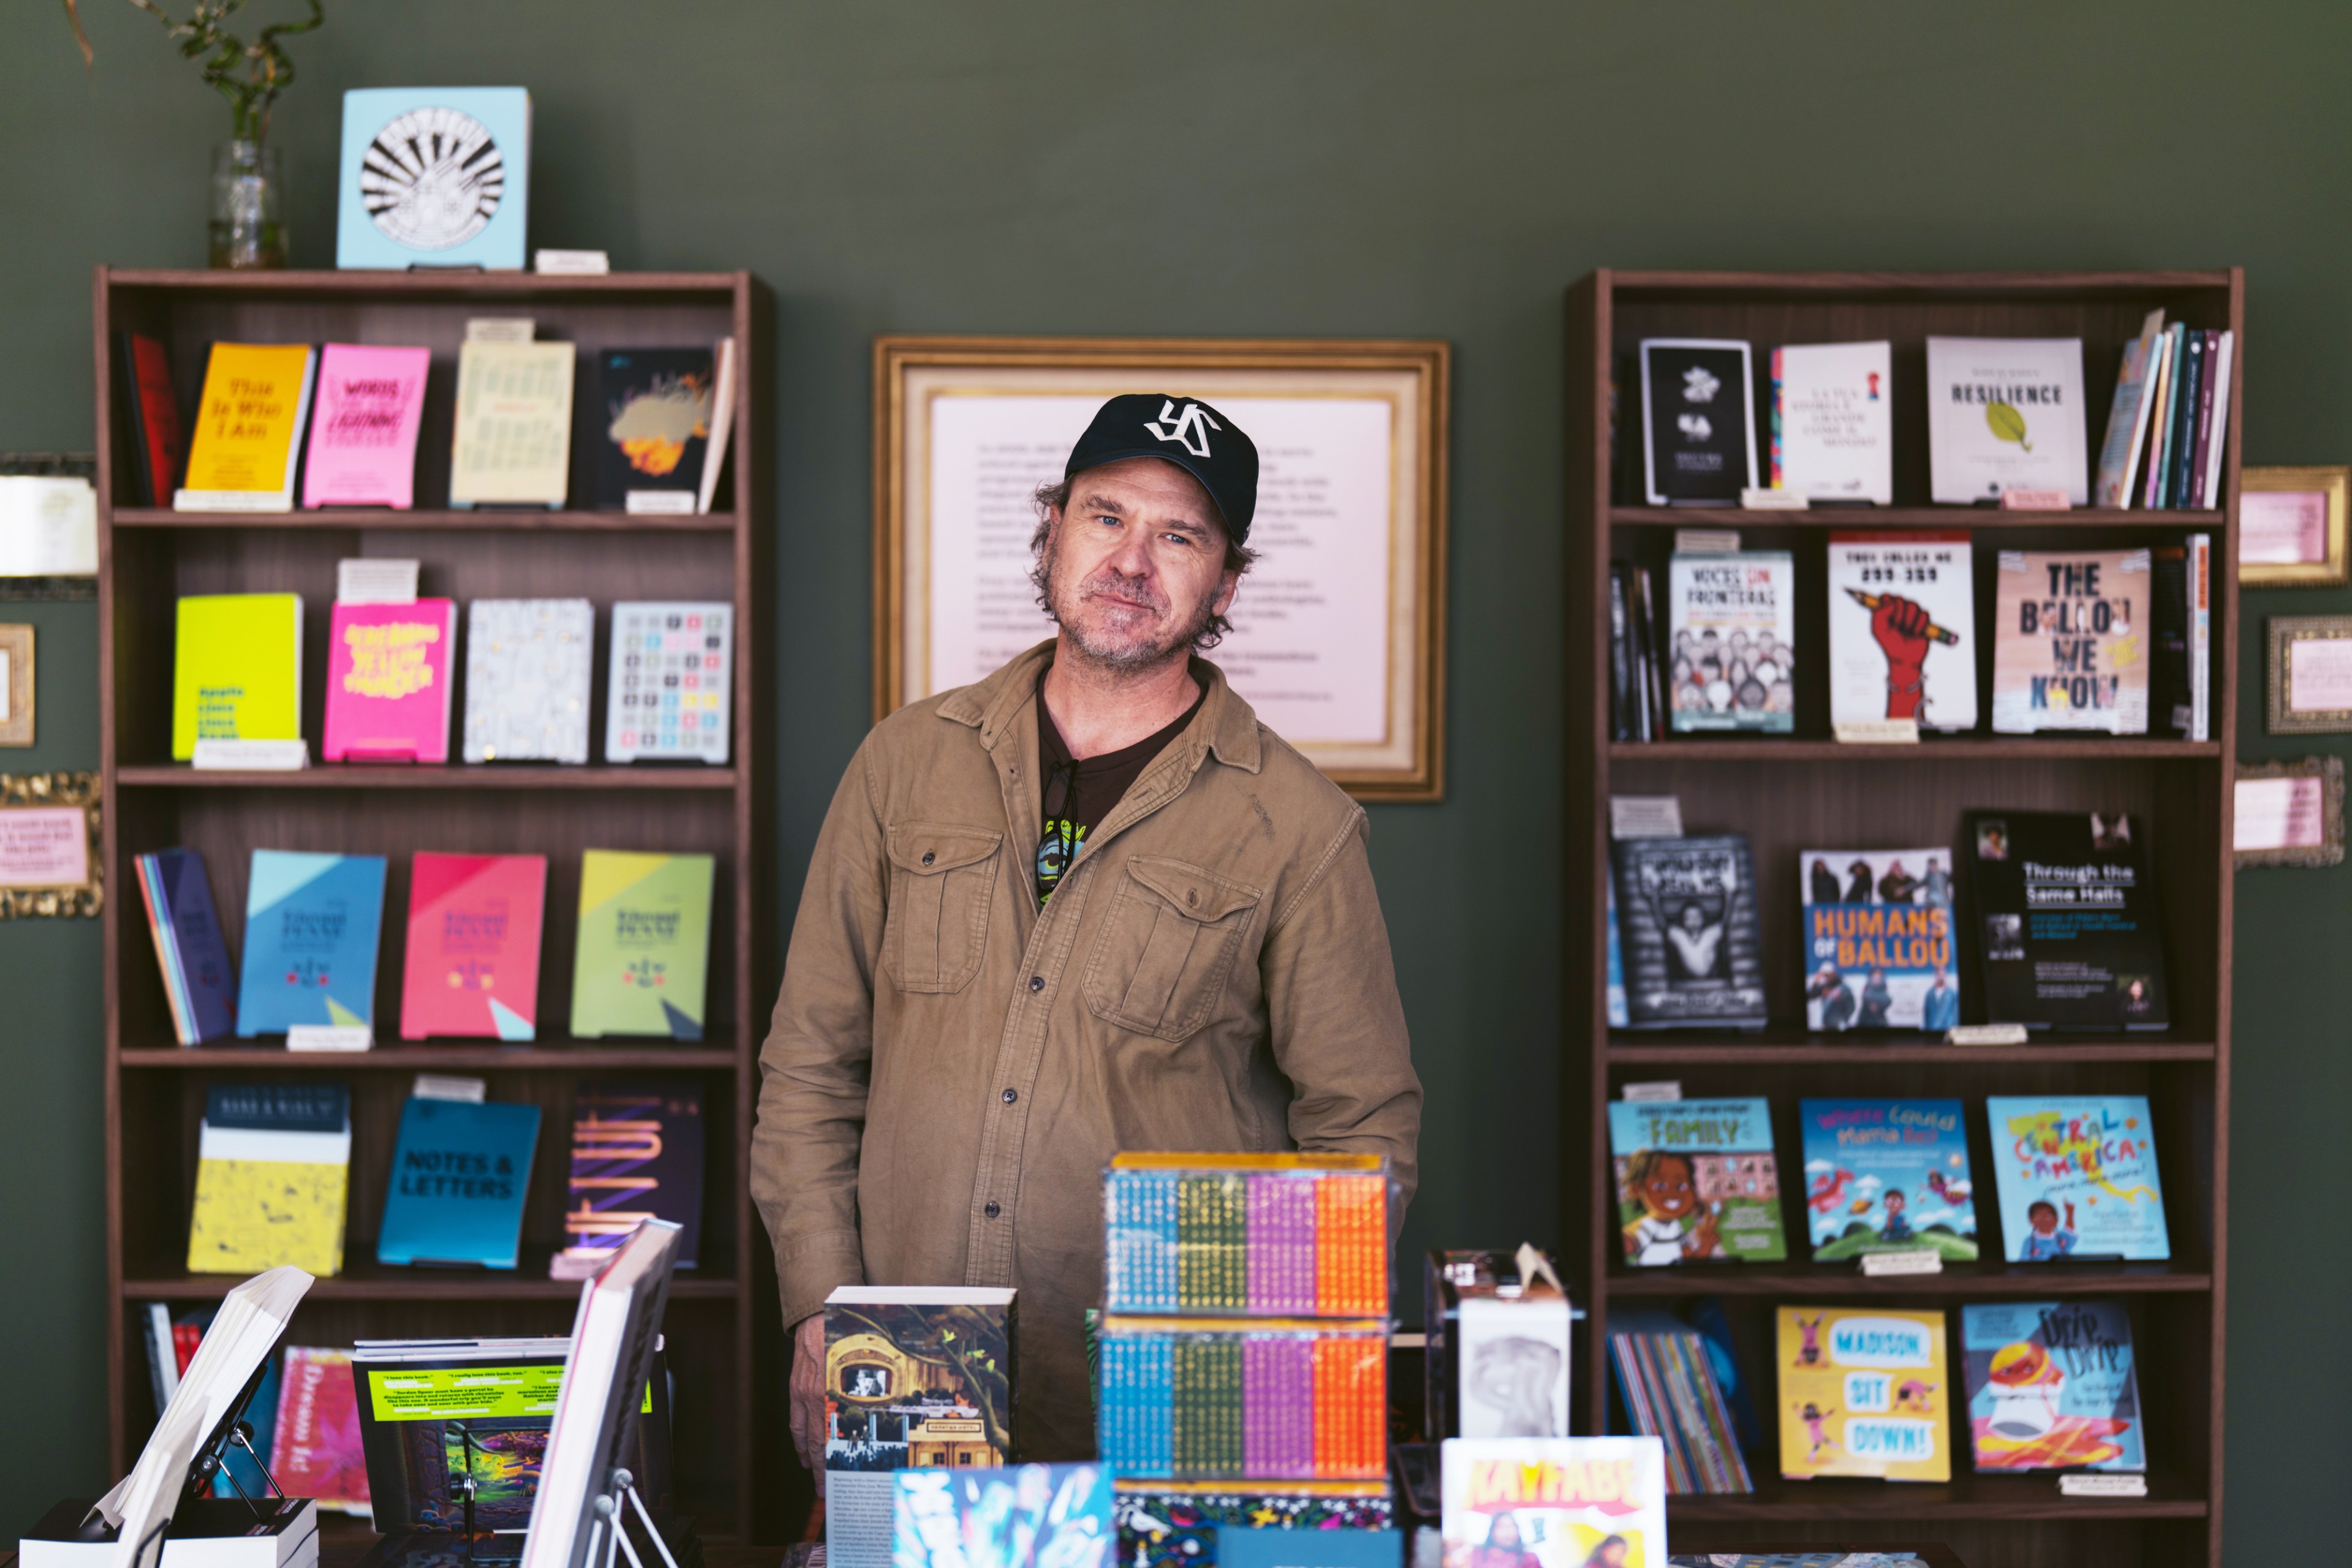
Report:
1564,270,2240,1567
91,268,779,1542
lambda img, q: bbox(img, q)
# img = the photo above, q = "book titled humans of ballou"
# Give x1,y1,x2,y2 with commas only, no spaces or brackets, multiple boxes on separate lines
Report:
1967,810,2169,1030
376,1096,540,1268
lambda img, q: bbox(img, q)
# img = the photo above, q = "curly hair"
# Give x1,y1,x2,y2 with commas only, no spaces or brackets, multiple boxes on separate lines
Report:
1030,476,1258,651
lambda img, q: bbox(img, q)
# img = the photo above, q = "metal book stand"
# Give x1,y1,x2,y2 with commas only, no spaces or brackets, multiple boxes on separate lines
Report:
583,1468,681,1568
128,1363,292,1568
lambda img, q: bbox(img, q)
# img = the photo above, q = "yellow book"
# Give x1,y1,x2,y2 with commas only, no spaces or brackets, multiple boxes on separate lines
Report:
1777,1305,1952,1482
186,1104,350,1276
173,593,304,759
450,340,576,507
176,342,317,511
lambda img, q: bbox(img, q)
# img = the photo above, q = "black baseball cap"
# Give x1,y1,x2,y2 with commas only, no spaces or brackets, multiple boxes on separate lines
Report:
1062,393,1259,543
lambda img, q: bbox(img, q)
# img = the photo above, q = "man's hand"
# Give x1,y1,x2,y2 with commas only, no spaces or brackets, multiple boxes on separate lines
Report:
791,1313,826,1494
1870,594,1935,718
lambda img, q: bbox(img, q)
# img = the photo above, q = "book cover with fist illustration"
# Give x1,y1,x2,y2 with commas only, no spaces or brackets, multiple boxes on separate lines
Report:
1829,532,1979,735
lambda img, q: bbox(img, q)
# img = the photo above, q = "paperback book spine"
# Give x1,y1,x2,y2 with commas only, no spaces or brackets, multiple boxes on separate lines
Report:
2188,330,2220,508
1609,567,1635,742
1630,1336,1693,1493
2191,533,2212,742
2168,330,2206,508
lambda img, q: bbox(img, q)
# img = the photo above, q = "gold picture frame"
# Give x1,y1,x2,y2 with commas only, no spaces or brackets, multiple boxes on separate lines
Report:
0,624,28,746
2267,616,2352,734
2240,466,2350,588
872,335,1451,802
0,770,101,918
2235,756,2345,868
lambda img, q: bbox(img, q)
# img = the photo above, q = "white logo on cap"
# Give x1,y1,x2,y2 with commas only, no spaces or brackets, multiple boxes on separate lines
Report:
1143,399,1220,459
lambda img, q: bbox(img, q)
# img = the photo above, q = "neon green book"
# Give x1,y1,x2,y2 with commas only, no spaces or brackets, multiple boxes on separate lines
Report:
570,850,714,1039
173,592,304,759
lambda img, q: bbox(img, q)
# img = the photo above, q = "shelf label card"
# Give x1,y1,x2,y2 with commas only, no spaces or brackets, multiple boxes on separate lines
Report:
192,739,309,771
1948,1023,2029,1046
2059,1472,2149,1498
1620,1080,1682,1104
1834,718,1921,744
287,1025,372,1053
1859,1250,1943,1276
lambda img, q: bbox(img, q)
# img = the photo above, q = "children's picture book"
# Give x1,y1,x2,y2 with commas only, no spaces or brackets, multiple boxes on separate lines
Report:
595,349,715,510
1961,1300,2144,1474
1925,336,2088,505
1439,1436,1668,1568
1799,848,1959,1033
173,594,304,760
894,1464,1114,1568
1666,551,1795,732
1640,338,1756,506
1605,1307,1753,1496
1775,1308,1950,1482
1611,834,1768,1028
303,344,431,508
186,1083,351,1276
553,1081,705,1278
176,342,318,512
338,88,533,271
1608,1098,1785,1265
323,598,457,763
273,1347,371,1515
1983,1096,2169,1261
1799,1100,1978,1262
605,601,733,764
399,852,547,1041
569,850,715,1038
1966,810,2169,1030
134,847,237,1044
462,598,593,763
235,850,388,1035
1826,533,1976,736
376,1095,542,1269
448,340,575,508
1771,341,1891,505
1989,549,2152,736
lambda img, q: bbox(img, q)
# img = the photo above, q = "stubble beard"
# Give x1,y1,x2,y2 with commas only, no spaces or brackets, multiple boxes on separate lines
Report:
1042,525,1219,676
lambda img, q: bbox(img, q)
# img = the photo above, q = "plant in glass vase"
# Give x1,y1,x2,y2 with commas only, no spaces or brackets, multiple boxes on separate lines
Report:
62,0,326,268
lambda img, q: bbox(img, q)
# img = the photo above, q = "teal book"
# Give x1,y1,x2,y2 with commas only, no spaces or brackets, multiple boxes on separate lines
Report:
377,1096,542,1269
235,850,388,1036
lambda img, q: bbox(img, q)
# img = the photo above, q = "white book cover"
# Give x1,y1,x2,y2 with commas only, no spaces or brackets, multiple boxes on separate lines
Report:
463,598,593,763
1666,551,1795,732
1772,341,1892,503
450,341,575,507
1927,337,2089,505
2092,311,2166,508
605,601,732,764
1828,532,1977,733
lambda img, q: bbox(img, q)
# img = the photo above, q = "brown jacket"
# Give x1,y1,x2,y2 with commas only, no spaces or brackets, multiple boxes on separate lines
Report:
751,641,1421,1458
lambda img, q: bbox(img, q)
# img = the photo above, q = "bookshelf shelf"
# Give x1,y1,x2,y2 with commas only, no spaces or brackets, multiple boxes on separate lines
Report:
1567,269,2239,1567
94,267,778,1542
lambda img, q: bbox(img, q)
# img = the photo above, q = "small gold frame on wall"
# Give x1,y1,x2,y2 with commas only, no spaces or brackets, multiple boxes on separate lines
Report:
2234,756,2345,869
0,770,102,919
2240,466,2351,589
2268,616,2352,734
0,624,29,747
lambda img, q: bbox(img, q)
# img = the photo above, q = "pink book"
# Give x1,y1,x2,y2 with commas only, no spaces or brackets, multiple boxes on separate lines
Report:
302,342,430,508
323,598,456,763
271,1348,370,1513
399,851,547,1040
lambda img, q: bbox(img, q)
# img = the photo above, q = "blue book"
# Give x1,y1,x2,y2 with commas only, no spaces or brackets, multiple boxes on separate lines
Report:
236,851,388,1035
1799,1098,1979,1261
894,1464,1113,1568
135,849,238,1043
377,1097,541,1269
1221,1530,1401,1568
1984,1095,2170,1261
1961,1300,2145,1473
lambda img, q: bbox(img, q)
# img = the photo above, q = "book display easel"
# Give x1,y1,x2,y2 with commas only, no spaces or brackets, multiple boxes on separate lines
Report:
1564,271,2240,1566
90,269,775,1542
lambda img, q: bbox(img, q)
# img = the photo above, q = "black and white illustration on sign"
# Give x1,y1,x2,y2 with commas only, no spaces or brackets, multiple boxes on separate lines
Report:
361,106,507,251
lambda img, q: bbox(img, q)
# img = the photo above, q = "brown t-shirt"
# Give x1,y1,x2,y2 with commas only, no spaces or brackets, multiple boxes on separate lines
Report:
1035,671,1206,903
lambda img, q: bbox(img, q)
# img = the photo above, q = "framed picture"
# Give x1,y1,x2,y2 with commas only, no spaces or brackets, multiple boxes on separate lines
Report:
2235,756,2345,868
2267,616,2352,734
0,770,100,919
874,335,1451,801
0,624,28,745
2239,466,2350,588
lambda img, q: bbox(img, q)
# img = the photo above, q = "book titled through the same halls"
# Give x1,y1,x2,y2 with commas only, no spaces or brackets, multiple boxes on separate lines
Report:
1967,809,2169,1030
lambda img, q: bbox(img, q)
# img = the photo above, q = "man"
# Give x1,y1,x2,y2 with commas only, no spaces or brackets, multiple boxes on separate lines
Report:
751,393,1423,1468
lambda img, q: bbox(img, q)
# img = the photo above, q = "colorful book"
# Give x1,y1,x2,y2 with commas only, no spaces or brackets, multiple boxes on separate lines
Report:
449,339,575,508
173,593,304,760
235,850,387,1035
322,598,456,763
462,598,594,763
1775,1307,1951,1482
273,1347,371,1515
116,330,184,508
1961,1300,2144,1473
1114,1480,1392,1568
1926,336,2088,505
302,343,431,508
1608,1098,1785,1264
176,342,317,511
1611,834,1768,1028
398,851,547,1039
134,848,237,1044
1102,1153,1386,1316
1439,1438,1668,1568
1799,1099,1978,1262
569,850,714,1038
1606,1308,1754,1494
1095,1316,1385,1481
1967,810,2169,1030
894,1464,1114,1568
186,1083,350,1276
1989,548,2152,735
1984,1095,2169,1261
1666,551,1795,732
2092,309,2166,508
1769,340,1891,503
1827,532,1976,736
1799,848,1959,1032
553,1081,705,1278
594,348,716,510
376,1095,542,1268
605,601,733,764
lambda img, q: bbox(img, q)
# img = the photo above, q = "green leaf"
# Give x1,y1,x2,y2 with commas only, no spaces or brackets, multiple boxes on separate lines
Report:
1986,400,2033,452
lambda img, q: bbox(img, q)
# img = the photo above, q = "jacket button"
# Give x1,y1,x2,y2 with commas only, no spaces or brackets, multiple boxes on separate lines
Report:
1187,888,1198,907
1029,975,1044,992
921,851,935,866
1002,1088,1018,1104
984,1200,1001,1218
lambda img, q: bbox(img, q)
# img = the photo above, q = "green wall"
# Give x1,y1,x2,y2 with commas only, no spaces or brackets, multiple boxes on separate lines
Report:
1,1,2345,1554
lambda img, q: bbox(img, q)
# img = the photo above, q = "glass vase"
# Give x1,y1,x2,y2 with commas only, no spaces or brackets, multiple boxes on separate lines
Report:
209,140,287,270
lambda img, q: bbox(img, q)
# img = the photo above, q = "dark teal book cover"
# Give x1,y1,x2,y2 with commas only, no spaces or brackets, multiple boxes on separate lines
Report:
235,850,388,1035
377,1098,541,1269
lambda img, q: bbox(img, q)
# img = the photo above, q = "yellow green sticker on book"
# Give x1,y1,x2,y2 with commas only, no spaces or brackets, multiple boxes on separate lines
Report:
570,850,714,1039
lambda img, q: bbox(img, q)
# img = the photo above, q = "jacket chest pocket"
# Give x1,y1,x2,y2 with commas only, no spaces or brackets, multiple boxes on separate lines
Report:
883,822,1004,994
1082,856,1263,1042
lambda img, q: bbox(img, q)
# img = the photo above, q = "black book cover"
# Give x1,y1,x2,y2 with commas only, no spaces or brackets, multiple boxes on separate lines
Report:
594,348,716,508
2150,545,2191,736
1608,566,1635,742
1639,340,1756,506
1634,566,1665,738
2166,331,2205,508
1612,834,1768,1027
562,1080,706,1268
1966,810,2169,1030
